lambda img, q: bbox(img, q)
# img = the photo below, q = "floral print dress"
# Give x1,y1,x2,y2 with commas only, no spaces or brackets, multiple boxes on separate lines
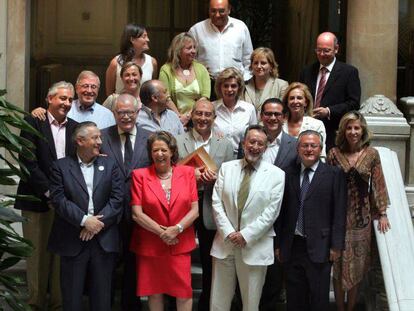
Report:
327,147,389,290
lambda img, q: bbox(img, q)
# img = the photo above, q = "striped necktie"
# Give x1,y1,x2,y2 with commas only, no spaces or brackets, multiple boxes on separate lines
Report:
296,167,312,236
314,67,328,108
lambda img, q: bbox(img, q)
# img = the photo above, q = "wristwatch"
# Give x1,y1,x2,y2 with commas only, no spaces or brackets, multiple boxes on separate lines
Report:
176,223,184,233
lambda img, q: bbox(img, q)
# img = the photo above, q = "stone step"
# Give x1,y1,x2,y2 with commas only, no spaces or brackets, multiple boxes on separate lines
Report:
1,257,366,311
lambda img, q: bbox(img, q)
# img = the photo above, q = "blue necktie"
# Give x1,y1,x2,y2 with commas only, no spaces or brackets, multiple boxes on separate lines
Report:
296,168,312,236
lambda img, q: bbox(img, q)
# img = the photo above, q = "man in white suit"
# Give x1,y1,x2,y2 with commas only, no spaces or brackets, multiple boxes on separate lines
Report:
210,124,285,311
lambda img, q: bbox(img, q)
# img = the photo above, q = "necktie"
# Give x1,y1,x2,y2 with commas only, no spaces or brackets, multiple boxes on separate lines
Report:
237,166,252,228
124,132,133,170
296,167,312,236
314,67,328,108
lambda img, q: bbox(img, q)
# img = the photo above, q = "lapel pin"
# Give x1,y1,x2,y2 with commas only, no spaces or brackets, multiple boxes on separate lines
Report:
98,166,104,171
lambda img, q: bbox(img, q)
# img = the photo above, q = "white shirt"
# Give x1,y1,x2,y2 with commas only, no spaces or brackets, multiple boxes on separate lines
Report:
300,161,320,185
262,130,283,164
68,99,115,129
78,156,96,226
189,17,253,80
192,128,212,154
213,99,257,155
115,53,154,93
118,125,136,160
316,57,336,95
295,160,320,236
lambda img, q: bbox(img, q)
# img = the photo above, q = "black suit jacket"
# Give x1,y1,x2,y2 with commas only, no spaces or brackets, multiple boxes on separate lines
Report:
274,132,298,171
275,161,347,263
300,60,361,150
100,125,151,222
14,115,78,212
48,155,124,256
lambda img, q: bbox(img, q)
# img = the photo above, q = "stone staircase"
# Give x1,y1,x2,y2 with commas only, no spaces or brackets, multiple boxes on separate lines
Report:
1,250,367,311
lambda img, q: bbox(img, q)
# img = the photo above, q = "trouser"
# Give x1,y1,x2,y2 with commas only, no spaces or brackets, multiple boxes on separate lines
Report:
120,219,141,310
22,209,61,310
60,239,116,311
259,260,285,310
284,236,331,311
195,192,216,311
210,249,267,311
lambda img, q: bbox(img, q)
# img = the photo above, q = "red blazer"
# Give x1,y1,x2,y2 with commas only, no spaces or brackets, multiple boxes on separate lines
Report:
130,164,198,256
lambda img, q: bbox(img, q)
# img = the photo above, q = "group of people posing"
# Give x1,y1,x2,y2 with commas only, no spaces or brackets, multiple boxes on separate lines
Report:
15,0,391,311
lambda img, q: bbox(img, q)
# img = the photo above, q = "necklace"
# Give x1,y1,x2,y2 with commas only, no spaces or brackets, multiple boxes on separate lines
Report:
156,170,172,180
182,69,191,76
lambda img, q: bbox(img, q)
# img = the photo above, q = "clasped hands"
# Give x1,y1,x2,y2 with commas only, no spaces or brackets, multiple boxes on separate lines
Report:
159,225,179,246
79,215,104,241
227,232,246,248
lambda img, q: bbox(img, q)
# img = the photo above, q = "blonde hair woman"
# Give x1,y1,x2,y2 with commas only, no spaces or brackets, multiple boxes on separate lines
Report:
242,47,288,113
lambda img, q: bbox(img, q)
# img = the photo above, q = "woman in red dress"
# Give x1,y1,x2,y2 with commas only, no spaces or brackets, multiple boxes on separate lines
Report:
130,131,199,311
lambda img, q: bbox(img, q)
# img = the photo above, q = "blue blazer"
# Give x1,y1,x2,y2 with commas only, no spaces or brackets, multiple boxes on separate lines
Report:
48,155,124,256
275,161,347,263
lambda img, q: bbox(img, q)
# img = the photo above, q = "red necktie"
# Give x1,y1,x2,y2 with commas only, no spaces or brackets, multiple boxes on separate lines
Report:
314,67,328,108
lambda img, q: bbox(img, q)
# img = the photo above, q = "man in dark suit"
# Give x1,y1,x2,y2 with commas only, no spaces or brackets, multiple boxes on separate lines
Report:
300,32,361,150
259,98,297,310
275,130,347,311
260,98,297,170
14,81,78,310
48,122,124,311
176,99,234,311
100,93,151,310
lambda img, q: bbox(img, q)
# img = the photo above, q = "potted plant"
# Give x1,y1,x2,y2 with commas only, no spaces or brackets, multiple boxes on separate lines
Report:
0,89,40,310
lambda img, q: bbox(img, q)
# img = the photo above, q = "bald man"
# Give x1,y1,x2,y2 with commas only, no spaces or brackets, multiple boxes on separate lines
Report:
176,99,234,311
300,32,361,151
189,0,253,85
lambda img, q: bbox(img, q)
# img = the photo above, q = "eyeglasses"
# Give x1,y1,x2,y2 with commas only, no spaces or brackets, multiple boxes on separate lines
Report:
210,8,227,15
79,84,98,90
116,110,137,117
262,111,284,118
314,48,334,55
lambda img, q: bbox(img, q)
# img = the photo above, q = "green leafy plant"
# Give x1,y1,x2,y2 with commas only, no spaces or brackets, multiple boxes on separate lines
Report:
0,89,42,310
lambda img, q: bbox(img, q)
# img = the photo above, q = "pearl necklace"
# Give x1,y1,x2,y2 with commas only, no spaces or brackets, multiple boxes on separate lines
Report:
156,170,172,180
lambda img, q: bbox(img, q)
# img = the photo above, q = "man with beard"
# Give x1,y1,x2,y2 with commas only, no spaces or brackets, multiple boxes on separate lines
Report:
210,125,285,310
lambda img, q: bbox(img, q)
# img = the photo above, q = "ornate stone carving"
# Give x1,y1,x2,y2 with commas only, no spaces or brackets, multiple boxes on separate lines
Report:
360,95,403,116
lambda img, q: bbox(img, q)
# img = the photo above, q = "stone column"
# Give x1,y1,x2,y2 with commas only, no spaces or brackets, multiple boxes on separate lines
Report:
346,0,399,103
401,96,414,209
6,0,30,111
0,0,6,89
